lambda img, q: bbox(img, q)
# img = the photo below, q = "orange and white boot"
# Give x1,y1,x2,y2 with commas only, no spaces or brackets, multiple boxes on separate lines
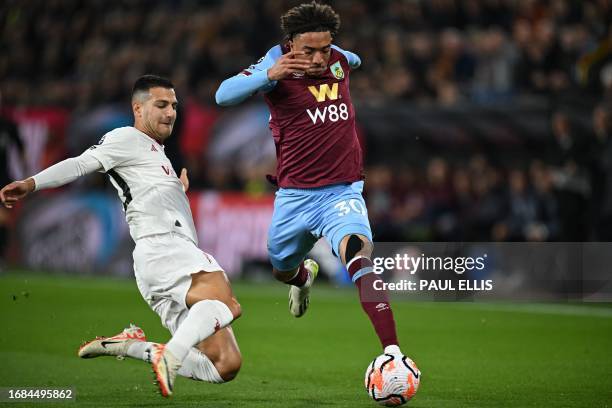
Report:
78,324,146,359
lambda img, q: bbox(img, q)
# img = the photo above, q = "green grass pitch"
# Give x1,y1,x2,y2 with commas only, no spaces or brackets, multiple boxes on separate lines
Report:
1,272,611,407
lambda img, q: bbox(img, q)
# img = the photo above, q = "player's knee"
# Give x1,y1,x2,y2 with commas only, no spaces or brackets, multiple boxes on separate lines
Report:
225,297,242,320
216,350,242,382
342,234,373,263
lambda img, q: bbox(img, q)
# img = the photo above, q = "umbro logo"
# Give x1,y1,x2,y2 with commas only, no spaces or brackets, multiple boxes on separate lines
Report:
151,144,158,152
375,303,390,312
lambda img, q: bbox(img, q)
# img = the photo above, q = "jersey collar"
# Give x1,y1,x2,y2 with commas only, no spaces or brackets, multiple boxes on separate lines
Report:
133,127,165,148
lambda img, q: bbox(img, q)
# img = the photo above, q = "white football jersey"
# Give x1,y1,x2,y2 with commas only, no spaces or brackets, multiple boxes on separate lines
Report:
84,126,198,244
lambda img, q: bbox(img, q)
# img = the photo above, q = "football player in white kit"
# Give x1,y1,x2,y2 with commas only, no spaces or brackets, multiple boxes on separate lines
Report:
0,75,242,398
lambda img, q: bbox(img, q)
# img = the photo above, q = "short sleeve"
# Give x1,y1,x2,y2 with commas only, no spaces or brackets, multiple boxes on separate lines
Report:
82,129,135,172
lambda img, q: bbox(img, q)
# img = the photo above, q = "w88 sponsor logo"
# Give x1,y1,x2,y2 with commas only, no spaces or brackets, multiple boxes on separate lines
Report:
306,103,349,124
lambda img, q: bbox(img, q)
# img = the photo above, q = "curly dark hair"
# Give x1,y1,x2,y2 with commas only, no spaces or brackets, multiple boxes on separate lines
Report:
280,1,341,40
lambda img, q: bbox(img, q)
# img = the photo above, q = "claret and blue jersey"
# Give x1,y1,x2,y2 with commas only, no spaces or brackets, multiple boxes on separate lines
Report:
216,43,362,189
216,43,372,268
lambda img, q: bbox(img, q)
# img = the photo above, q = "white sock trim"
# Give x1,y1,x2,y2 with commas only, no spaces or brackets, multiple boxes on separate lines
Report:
346,255,369,271
178,348,224,383
126,341,156,361
128,343,224,383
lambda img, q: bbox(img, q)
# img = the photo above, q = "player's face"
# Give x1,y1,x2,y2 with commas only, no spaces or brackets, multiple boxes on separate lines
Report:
135,87,178,141
290,31,332,77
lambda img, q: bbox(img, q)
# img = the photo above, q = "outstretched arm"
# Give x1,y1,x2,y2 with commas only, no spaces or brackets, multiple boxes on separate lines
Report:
0,153,102,208
215,69,274,106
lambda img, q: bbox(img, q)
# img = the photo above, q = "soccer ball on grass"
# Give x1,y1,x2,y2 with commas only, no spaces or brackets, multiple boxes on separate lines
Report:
364,353,421,406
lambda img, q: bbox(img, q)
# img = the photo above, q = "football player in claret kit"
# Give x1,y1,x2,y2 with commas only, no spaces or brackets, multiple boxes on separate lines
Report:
0,75,242,398
216,2,404,357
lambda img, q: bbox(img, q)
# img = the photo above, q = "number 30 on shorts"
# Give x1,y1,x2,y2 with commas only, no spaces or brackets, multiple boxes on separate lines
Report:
334,199,367,217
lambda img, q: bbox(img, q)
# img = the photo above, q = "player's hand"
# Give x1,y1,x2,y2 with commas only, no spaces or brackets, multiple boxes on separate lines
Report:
0,178,35,209
180,168,189,193
267,51,311,81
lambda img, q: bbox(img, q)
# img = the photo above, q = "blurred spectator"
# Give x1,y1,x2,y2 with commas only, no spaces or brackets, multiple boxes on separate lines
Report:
0,91,25,263
390,166,428,241
429,28,475,105
448,167,473,240
530,161,560,241
423,158,455,238
364,165,395,240
471,27,518,103
466,156,507,240
494,168,553,241
590,102,612,240
550,110,590,240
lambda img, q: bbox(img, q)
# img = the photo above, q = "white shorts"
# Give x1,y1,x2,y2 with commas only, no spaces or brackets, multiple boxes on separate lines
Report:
133,232,224,333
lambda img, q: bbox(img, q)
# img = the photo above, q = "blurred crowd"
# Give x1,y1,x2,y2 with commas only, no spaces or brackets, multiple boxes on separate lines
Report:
2,0,612,242
2,0,612,107
366,100,612,241
345,0,612,104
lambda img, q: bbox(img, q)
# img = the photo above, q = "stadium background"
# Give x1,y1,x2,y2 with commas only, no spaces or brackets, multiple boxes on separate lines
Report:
2,0,612,280
1,1,612,407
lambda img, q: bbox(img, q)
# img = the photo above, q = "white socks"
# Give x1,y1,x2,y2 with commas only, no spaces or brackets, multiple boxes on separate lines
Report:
166,299,234,362
126,342,224,383
123,300,233,383
179,348,224,383
126,341,155,361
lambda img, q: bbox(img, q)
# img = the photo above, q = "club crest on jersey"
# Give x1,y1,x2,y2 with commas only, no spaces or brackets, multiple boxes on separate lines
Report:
330,61,344,79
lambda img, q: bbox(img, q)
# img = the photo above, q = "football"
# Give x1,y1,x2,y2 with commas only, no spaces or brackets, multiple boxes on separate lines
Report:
364,353,421,406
